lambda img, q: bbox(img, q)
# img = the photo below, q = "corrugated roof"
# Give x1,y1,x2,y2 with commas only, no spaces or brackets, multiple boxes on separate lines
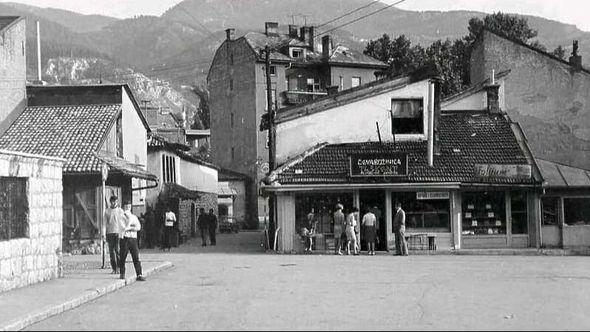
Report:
275,112,536,185
0,104,120,173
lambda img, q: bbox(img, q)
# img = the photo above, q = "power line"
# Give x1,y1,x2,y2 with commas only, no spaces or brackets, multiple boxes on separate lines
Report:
315,0,381,29
315,0,408,38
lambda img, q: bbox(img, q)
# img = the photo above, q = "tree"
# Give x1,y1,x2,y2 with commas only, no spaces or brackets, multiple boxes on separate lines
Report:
364,34,425,78
467,12,538,44
552,45,566,60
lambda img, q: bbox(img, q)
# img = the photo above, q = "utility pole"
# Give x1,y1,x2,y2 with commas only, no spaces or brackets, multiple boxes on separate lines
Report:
264,45,277,248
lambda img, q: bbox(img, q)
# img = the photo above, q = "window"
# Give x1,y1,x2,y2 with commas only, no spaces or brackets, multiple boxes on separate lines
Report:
511,191,528,234
116,115,123,157
270,65,276,76
0,177,28,241
351,76,361,88
542,197,559,226
462,191,506,235
291,48,303,58
339,76,344,91
231,147,235,161
161,155,177,183
394,192,450,232
564,197,590,225
306,78,320,92
295,193,354,236
391,99,424,135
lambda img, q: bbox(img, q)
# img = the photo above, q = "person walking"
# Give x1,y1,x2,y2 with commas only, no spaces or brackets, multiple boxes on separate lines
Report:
162,206,176,251
207,209,218,246
197,208,208,246
306,208,316,251
333,204,345,255
345,207,359,255
393,202,408,256
119,202,146,281
103,196,125,274
362,208,377,255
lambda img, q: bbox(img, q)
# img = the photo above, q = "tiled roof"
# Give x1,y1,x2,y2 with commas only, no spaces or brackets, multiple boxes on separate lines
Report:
275,112,535,185
535,158,590,188
0,104,120,173
327,46,388,68
95,151,157,181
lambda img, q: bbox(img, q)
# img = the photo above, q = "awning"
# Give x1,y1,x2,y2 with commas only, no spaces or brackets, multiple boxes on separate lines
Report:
536,158,590,187
218,182,237,197
95,152,158,182
161,183,201,200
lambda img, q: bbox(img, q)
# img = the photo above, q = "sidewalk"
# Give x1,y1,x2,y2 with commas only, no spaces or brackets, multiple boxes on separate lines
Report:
0,254,172,331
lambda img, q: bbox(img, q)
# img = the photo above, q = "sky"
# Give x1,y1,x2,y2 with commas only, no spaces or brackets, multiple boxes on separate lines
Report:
3,0,590,32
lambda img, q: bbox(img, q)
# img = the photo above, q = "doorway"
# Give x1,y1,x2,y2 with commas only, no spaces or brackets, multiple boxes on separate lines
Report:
359,190,386,251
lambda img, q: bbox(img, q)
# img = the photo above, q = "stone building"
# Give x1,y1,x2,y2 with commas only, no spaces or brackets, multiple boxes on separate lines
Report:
0,149,65,293
207,22,388,227
470,29,590,170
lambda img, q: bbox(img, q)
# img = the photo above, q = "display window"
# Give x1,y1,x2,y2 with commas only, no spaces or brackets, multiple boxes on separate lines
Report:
541,197,559,226
564,197,590,225
295,193,354,235
462,191,506,235
392,192,450,232
511,191,528,234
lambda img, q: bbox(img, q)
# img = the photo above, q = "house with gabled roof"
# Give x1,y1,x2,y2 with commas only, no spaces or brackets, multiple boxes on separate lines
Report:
261,71,544,253
207,22,389,228
0,84,157,243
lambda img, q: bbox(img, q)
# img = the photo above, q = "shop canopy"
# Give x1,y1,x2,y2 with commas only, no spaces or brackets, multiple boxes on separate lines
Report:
535,158,590,188
95,152,158,182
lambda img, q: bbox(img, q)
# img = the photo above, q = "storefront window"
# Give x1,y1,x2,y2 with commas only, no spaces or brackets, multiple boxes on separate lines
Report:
511,191,528,234
563,197,590,225
541,197,559,226
295,193,353,235
393,192,450,232
462,191,506,235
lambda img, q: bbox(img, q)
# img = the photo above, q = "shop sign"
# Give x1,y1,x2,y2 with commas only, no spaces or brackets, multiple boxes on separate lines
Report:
349,153,408,177
416,191,449,200
474,164,532,179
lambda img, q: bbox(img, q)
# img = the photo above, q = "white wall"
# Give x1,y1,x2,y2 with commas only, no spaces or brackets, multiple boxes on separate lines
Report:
275,80,431,164
179,158,218,194
121,89,148,207
442,78,506,111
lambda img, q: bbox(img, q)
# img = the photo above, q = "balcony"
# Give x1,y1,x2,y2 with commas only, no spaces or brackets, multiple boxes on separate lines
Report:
283,90,328,105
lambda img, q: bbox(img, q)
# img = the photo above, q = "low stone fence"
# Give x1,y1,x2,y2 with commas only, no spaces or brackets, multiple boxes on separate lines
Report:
0,150,65,293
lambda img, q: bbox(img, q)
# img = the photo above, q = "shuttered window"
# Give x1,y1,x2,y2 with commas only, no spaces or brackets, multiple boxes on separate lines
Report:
0,177,28,241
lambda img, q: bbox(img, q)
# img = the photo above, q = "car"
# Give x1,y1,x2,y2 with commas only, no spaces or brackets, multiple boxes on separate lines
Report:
218,216,240,233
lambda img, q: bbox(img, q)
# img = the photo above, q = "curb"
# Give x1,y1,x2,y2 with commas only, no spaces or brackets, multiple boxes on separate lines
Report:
1,261,173,331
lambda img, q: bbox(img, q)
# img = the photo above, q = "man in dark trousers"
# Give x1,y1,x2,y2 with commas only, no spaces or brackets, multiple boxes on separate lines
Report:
207,209,218,246
197,207,208,246
103,196,125,274
393,201,408,256
119,201,146,281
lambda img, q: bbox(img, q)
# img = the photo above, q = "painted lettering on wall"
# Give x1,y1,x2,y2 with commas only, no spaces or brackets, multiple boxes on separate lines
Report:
350,153,408,177
474,164,532,179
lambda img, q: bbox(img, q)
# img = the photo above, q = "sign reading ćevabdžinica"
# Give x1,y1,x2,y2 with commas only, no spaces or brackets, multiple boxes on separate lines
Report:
349,153,408,177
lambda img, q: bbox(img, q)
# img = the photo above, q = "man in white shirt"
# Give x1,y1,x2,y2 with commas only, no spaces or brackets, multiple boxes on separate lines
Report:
119,201,146,281
362,209,377,255
103,196,126,274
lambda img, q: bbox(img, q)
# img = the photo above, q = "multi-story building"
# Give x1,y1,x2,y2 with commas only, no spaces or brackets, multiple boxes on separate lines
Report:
207,22,388,227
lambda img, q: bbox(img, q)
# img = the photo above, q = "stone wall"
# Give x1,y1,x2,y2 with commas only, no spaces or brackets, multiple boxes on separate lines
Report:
177,192,218,236
0,150,64,293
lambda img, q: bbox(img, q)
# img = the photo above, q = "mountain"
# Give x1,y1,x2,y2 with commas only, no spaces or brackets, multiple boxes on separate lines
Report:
3,2,118,33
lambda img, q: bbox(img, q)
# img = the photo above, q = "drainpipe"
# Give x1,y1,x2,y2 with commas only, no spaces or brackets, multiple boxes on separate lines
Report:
427,81,435,167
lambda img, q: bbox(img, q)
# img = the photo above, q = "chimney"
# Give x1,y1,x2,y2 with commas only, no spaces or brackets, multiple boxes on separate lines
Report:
288,25,299,38
569,40,582,70
225,28,235,41
326,85,339,95
322,35,332,59
36,20,42,83
300,26,315,51
265,22,279,36
484,82,501,113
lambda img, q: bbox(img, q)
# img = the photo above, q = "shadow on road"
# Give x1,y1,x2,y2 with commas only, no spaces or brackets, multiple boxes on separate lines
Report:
142,231,266,255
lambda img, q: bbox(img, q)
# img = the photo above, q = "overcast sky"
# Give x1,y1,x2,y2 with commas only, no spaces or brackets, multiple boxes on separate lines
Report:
3,0,590,31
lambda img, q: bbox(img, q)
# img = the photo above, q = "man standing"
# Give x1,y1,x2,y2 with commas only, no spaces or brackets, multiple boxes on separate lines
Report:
333,204,345,255
362,208,377,255
163,206,176,251
197,208,208,246
393,202,408,256
103,196,125,274
119,201,146,281
207,209,218,246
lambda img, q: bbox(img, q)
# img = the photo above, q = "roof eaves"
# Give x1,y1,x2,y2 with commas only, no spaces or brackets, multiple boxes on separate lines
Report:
122,84,150,132
0,16,23,34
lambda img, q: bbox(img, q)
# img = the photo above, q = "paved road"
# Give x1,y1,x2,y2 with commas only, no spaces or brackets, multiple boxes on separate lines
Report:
27,232,590,330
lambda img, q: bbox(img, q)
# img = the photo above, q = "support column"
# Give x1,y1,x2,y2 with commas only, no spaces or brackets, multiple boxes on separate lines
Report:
385,189,392,251
450,191,462,249
529,192,541,249
353,190,360,247
506,190,512,247
276,193,295,252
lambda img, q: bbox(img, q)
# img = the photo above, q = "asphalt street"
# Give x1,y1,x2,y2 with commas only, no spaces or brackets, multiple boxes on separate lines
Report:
26,232,590,331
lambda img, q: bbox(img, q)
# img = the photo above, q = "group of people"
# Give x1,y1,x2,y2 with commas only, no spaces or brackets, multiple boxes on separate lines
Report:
103,196,146,281
304,201,408,256
197,208,218,246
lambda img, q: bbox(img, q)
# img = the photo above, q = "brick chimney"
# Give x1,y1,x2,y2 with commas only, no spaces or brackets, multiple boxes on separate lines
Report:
569,40,582,70
300,26,315,51
322,35,332,59
265,22,279,36
288,25,299,38
225,28,235,41
484,83,501,113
